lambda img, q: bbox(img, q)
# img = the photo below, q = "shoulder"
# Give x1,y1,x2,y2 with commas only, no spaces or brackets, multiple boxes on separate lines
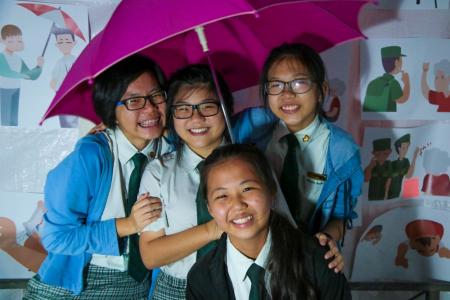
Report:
327,123,359,155
143,150,177,180
73,133,111,162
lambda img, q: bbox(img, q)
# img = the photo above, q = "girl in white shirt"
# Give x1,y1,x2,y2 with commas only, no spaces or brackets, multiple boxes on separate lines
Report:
138,64,233,299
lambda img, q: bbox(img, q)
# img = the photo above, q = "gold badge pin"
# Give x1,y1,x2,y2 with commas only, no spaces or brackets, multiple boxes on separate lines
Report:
302,135,310,142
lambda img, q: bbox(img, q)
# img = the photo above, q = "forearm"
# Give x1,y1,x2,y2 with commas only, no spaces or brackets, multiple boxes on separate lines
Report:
41,218,119,256
140,224,213,269
2,243,46,272
421,72,430,99
116,217,137,238
397,81,410,103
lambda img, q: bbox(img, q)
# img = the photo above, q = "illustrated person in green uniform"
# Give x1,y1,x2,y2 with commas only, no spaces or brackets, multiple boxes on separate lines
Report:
388,134,419,199
363,46,410,112
364,138,393,200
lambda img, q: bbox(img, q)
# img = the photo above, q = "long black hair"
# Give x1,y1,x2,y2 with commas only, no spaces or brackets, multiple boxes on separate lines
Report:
260,43,327,117
93,54,166,128
201,144,317,300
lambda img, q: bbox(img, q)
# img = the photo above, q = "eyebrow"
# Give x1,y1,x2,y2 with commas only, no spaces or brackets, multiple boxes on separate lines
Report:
209,179,260,194
124,88,161,98
269,74,310,80
174,98,218,105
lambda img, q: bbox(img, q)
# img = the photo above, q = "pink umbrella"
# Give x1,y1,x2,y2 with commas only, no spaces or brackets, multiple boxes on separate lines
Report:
40,0,372,128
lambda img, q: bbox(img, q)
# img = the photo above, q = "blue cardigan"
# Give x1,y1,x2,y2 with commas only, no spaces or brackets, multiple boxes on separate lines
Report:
38,133,118,294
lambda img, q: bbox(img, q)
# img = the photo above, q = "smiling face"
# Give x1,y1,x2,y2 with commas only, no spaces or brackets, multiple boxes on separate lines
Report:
206,157,272,257
115,72,166,150
2,35,24,53
267,57,323,132
173,86,225,158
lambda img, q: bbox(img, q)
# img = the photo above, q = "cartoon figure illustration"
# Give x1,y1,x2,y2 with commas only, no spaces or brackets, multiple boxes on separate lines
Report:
323,78,344,122
0,24,44,126
50,26,78,128
421,59,450,112
362,225,383,245
363,46,410,112
0,200,47,272
388,134,419,199
395,219,450,269
364,138,393,200
421,148,450,196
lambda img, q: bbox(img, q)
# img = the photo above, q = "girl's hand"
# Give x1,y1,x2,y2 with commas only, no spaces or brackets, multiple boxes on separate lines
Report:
315,232,344,273
129,193,162,233
204,219,223,241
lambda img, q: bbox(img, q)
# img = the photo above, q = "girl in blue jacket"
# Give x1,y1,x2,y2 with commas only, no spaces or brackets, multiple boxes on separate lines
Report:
24,55,172,299
260,43,363,269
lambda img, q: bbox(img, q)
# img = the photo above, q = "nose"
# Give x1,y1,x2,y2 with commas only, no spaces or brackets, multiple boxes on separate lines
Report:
230,194,247,210
280,83,295,97
190,107,205,120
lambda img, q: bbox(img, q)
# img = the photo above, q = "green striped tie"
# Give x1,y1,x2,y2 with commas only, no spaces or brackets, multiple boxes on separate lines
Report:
126,153,149,282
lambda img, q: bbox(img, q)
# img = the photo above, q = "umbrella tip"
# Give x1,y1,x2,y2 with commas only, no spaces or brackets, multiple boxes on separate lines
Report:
88,77,94,85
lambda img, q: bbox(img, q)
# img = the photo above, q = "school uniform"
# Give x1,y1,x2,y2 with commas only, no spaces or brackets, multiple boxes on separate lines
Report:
186,231,351,300
23,128,172,299
265,116,363,233
139,144,293,300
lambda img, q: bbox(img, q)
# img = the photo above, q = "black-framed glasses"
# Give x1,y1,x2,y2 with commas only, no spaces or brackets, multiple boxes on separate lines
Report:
265,79,314,95
171,100,220,119
116,90,167,111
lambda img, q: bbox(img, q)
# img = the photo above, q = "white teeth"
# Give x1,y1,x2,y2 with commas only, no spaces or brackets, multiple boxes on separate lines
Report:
281,105,299,111
140,119,159,127
190,128,208,133
232,215,252,224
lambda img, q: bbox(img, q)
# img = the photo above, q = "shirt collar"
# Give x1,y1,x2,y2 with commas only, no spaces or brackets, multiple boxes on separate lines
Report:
227,231,272,282
180,144,204,171
180,139,228,171
114,127,154,164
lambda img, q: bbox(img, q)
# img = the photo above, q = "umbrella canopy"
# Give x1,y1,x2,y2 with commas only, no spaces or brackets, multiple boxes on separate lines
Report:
40,0,371,125
18,3,86,41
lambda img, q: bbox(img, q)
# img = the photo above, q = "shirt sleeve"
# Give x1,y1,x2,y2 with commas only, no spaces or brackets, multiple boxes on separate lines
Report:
40,139,120,256
139,159,167,232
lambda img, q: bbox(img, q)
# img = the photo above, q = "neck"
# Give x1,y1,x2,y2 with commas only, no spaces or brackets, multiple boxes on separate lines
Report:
229,227,269,259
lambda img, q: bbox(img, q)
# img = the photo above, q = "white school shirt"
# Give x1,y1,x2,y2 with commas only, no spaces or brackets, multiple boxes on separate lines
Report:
226,231,271,300
90,128,170,270
265,116,330,222
140,144,202,278
140,143,294,279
